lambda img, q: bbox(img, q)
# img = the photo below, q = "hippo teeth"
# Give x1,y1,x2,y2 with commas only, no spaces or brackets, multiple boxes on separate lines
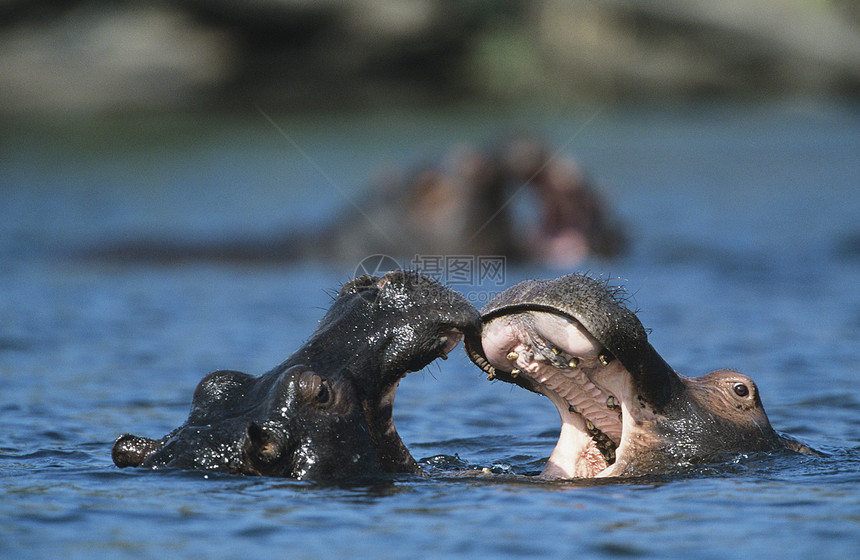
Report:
476,311,630,478
585,418,617,465
511,357,622,470
470,351,497,379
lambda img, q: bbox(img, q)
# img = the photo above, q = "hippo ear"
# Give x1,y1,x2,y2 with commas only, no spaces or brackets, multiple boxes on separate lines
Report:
241,422,289,476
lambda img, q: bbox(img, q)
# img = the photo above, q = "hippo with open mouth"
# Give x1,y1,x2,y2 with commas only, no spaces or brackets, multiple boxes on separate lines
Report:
465,274,815,479
112,270,480,480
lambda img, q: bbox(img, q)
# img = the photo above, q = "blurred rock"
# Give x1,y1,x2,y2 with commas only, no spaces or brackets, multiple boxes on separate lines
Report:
0,0,857,114
531,0,860,100
0,4,233,113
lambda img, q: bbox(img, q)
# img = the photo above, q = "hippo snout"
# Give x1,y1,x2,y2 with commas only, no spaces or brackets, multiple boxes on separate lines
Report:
112,434,161,468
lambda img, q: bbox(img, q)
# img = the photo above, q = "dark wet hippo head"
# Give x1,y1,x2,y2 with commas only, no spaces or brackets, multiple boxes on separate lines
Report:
112,365,377,479
113,270,481,480
465,274,813,479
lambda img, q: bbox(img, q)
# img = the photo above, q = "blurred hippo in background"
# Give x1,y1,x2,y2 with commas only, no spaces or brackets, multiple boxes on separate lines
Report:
466,274,816,479
113,271,481,480
87,136,626,267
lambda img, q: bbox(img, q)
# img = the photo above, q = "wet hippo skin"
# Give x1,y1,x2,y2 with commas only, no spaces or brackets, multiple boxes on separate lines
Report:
113,270,481,480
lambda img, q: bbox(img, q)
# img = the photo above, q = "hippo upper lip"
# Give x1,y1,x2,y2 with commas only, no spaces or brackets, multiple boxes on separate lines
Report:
358,270,480,373
476,274,678,413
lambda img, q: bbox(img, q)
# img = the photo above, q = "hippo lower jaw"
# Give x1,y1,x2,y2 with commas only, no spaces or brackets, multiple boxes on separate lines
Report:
470,310,663,478
364,326,467,473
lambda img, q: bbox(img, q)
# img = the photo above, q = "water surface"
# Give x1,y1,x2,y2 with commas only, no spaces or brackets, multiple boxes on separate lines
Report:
1,102,858,559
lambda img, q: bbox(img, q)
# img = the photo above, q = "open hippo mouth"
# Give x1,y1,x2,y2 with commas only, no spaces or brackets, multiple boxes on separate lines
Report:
468,309,634,478
463,275,662,479
465,274,813,479
293,269,482,474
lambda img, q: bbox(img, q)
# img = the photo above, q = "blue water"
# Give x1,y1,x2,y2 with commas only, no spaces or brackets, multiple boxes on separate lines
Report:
1,101,858,559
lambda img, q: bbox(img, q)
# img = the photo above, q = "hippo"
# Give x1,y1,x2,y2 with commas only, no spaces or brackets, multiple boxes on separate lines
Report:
465,274,815,479
112,270,481,480
85,136,625,267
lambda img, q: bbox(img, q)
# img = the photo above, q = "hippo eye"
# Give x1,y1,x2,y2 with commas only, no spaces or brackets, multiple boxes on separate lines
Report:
732,383,750,397
297,370,334,407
